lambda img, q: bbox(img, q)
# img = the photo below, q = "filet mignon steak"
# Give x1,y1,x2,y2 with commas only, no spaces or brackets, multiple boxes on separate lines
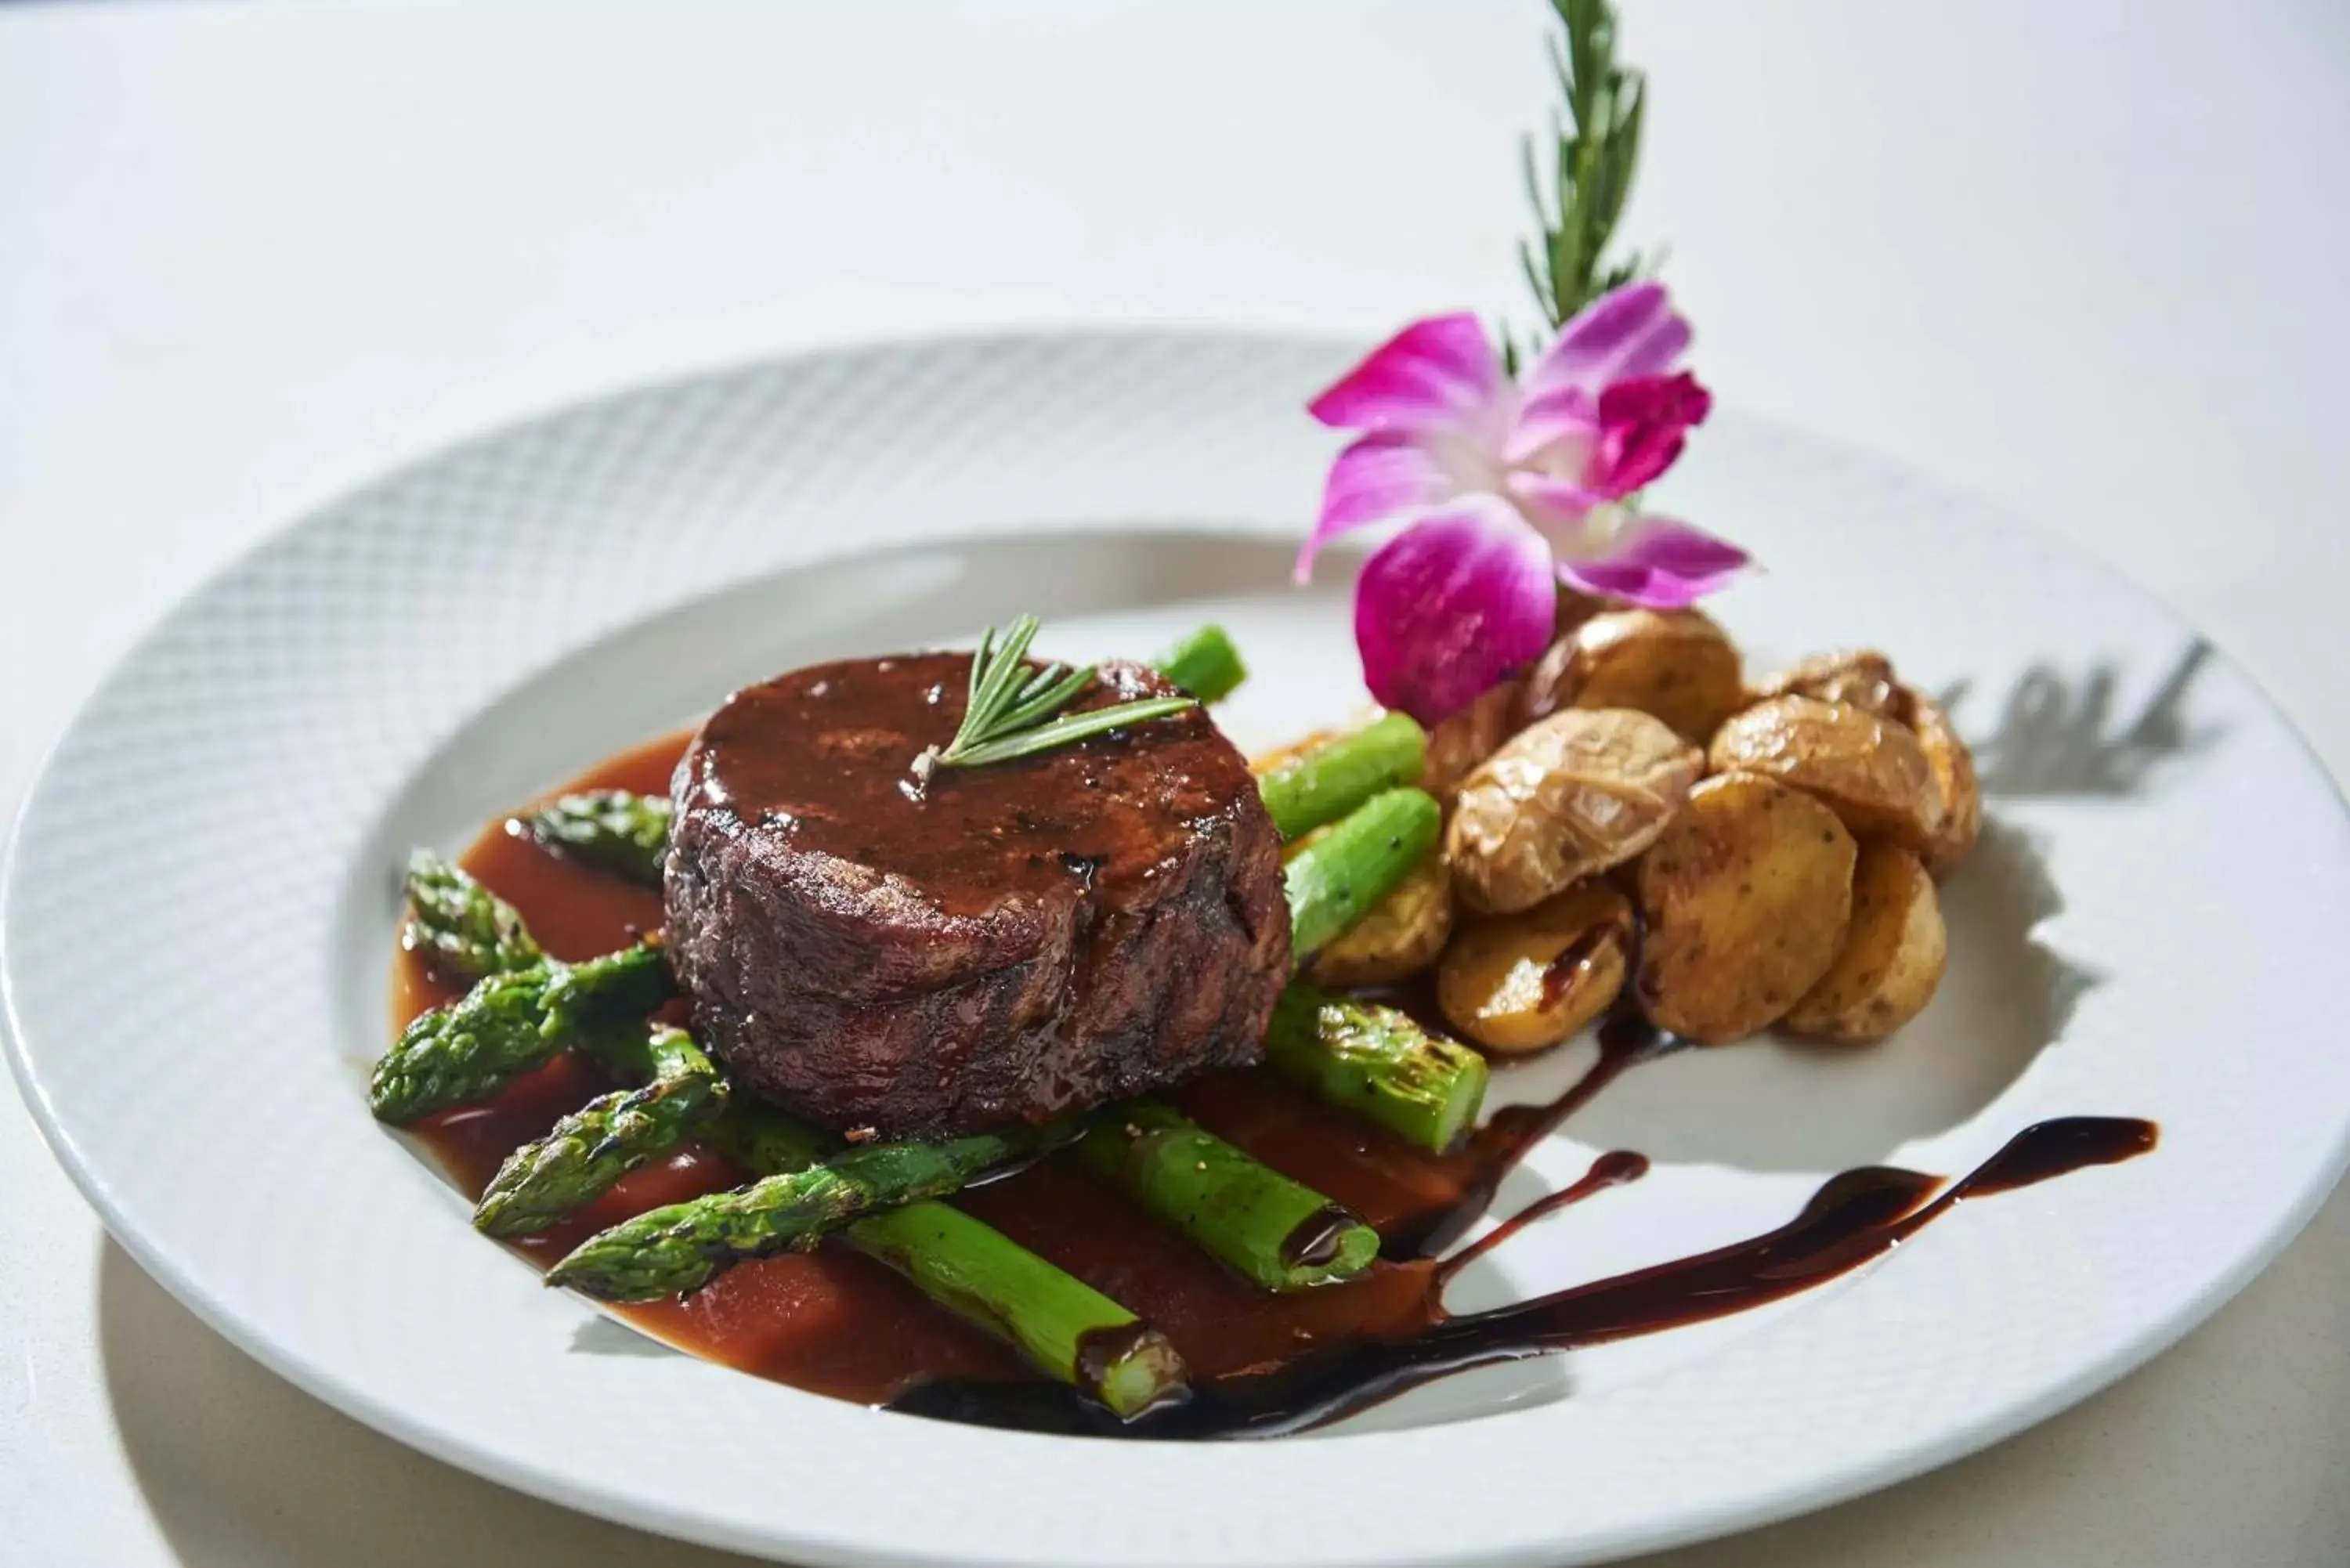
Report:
663,653,1291,1138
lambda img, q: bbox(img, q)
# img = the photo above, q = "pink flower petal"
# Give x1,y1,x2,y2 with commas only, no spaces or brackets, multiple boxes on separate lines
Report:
1559,515,1750,609
1521,281,1693,402
1354,502,1557,724
1587,371,1713,495
1309,313,1504,434
1502,382,1600,467
1292,432,1455,582
1505,471,1610,529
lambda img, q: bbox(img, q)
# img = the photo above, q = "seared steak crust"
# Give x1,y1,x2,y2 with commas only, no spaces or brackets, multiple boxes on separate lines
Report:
663,654,1289,1137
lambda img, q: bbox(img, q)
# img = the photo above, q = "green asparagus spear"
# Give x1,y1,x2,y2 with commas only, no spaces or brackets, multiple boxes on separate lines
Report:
384,848,1188,1414
472,1026,730,1236
1153,623,1249,704
1256,712,1427,841
367,942,673,1124
402,850,540,981
1267,985,1488,1154
693,1104,1189,1420
699,1097,830,1176
847,1200,1188,1418
1282,786,1444,963
521,789,674,884
1081,1101,1377,1291
544,1123,1051,1300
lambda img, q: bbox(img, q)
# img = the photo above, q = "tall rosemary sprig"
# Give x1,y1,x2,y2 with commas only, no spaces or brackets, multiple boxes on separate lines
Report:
1513,0,1649,363
924,615,1197,773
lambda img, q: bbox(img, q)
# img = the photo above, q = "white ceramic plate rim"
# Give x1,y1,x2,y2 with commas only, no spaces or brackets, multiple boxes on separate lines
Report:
6,330,2348,1568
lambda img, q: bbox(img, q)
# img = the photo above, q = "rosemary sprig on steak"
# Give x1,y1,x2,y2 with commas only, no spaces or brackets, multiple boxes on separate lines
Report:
927,614,1198,771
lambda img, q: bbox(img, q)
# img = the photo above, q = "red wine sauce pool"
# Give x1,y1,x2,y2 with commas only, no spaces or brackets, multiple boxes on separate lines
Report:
396,729,2157,1436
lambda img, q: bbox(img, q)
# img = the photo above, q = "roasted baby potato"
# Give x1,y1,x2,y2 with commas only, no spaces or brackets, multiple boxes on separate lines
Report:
1422,678,1524,811
1308,847,1455,988
1520,609,1747,744
1448,708,1703,914
1754,649,1903,720
1904,691,1979,878
1437,881,1634,1053
1783,844,1947,1041
1708,695,1943,854
1635,772,1857,1044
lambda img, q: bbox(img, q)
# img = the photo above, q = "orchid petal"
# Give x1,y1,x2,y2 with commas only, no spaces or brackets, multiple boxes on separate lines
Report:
1521,281,1692,400
1559,515,1750,609
1354,501,1557,725
1292,432,1455,582
1502,383,1600,467
1505,471,1611,529
1587,371,1713,495
1309,313,1504,434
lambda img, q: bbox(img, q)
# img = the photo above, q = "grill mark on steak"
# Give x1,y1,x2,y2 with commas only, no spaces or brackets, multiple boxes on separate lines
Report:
663,653,1291,1137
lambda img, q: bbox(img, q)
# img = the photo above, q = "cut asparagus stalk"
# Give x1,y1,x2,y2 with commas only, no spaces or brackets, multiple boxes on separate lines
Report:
845,1200,1189,1419
472,1026,730,1236
1282,786,1444,963
1153,623,1249,704
543,1124,1052,1300
520,789,674,885
1256,712,1426,841
1080,1101,1378,1292
403,849,542,981
1266,985,1488,1154
624,1101,1191,1418
368,942,673,1124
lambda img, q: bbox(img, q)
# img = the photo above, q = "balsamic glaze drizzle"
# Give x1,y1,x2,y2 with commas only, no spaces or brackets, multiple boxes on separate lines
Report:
891,1114,2156,1438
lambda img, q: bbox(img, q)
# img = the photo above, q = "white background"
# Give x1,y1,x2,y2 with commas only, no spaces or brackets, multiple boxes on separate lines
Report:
2,1,2345,1563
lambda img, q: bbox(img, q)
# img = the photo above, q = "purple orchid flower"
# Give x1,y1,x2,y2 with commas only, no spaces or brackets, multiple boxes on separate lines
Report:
1296,281,1747,725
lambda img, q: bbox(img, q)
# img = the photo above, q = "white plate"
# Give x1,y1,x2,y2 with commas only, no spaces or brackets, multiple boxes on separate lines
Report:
5,332,2346,1568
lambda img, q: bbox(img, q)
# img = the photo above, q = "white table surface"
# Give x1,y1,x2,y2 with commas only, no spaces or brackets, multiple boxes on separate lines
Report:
4,1,2346,1563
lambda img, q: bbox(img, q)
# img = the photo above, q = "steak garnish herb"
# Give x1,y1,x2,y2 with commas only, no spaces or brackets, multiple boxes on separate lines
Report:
920,614,1197,775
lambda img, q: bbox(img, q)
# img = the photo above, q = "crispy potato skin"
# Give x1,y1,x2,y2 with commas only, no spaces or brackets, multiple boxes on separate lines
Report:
1708,695,1943,854
1784,844,1947,1041
1437,881,1633,1053
1308,848,1455,988
1635,772,1857,1044
1520,609,1748,745
1754,649,1903,720
1448,709,1703,914
1423,678,1527,815
1904,692,1980,878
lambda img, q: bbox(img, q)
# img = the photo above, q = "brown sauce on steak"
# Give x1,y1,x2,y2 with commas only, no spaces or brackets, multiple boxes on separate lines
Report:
686,654,1255,915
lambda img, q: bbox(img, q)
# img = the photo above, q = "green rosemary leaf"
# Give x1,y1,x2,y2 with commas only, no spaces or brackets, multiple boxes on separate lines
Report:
994,664,1097,734
1519,0,1650,334
938,697,1199,771
932,616,1196,771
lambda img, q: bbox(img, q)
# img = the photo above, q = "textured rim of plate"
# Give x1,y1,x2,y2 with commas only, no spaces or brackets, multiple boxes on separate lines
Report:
5,330,2348,1568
